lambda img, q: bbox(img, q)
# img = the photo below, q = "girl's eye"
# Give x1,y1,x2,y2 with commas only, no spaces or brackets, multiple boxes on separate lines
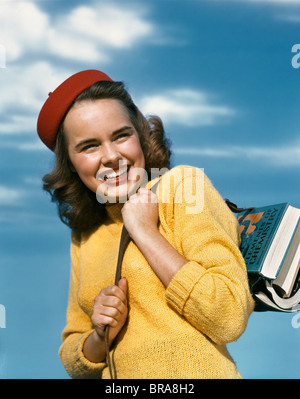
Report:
116,133,129,140
81,143,98,152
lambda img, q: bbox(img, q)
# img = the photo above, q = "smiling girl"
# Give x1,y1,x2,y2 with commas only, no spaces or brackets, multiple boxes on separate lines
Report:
37,70,254,379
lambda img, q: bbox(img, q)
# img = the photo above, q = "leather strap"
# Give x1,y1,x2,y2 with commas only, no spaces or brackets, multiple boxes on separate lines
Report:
224,198,255,225
114,226,131,285
105,226,130,379
105,179,160,379
224,198,254,214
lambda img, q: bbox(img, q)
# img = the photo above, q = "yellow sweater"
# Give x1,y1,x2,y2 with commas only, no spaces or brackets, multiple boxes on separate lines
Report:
59,165,254,379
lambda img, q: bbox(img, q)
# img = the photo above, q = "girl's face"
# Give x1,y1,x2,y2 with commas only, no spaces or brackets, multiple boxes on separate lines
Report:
64,98,146,203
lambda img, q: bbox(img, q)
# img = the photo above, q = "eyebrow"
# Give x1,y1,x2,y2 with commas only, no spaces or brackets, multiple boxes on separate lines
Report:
74,126,133,151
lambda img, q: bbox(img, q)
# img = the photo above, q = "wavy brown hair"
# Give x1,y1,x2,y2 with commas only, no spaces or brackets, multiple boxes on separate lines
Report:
42,80,172,234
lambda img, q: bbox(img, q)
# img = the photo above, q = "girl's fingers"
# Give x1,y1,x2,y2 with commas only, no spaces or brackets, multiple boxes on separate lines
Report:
92,280,128,328
97,297,127,316
98,284,127,304
92,299,127,329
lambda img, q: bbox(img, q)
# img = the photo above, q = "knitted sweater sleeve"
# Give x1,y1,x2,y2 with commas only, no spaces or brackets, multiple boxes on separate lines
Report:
164,166,255,345
58,232,106,379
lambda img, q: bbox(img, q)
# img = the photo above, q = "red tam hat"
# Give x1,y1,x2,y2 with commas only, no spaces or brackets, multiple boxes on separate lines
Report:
37,69,113,151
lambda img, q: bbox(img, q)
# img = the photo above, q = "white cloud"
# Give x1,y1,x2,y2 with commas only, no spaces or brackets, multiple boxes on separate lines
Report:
23,176,44,185
219,0,300,3
276,14,300,22
61,5,153,49
0,1,48,61
0,62,69,135
173,141,300,166
140,89,234,127
245,0,300,3
0,1,155,64
47,28,107,63
18,141,47,152
0,1,158,137
0,185,25,205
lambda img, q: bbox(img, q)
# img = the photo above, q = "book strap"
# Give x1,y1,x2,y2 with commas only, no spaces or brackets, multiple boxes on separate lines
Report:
105,178,160,379
224,198,254,214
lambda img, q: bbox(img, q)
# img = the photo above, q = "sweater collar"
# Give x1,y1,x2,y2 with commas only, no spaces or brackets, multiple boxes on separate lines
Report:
105,202,124,224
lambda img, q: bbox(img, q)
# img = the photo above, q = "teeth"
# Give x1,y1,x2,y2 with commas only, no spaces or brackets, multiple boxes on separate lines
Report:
98,167,128,181
105,169,127,181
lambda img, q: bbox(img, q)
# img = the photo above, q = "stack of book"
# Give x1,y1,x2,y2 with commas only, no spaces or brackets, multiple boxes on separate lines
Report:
236,202,300,312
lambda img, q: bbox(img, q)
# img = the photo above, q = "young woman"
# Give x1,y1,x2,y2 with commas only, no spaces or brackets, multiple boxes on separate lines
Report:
37,69,254,379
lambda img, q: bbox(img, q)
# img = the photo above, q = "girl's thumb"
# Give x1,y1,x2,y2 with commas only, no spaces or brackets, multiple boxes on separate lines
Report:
118,276,128,295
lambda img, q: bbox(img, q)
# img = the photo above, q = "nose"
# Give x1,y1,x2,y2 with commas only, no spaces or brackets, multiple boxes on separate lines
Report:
100,142,122,166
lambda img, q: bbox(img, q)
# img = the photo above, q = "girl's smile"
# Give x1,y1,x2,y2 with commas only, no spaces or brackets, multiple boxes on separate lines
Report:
96,162,131,185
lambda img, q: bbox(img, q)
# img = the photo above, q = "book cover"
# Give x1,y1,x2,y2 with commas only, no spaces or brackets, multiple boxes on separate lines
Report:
237,203,290,277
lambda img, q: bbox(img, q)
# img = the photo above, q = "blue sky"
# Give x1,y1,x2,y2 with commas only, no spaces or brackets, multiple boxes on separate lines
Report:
0,0,300,379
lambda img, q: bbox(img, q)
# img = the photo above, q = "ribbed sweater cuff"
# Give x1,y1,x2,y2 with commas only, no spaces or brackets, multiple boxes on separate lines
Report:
165,261,206,314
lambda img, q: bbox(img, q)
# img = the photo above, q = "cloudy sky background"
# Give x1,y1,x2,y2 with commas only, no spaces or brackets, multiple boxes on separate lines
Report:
0,0,300,378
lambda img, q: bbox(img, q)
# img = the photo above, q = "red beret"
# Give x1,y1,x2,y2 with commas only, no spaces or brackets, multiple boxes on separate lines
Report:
37,69,113,151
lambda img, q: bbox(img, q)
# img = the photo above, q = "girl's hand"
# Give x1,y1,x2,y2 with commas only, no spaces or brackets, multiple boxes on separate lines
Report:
121,188,159,239
121,188,187,288
91,277,128,346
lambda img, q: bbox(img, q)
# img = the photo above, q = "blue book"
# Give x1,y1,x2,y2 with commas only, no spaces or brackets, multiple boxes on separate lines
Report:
236,203,300,279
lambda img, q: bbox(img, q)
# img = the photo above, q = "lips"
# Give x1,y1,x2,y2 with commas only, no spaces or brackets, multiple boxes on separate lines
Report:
96,165,130,184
